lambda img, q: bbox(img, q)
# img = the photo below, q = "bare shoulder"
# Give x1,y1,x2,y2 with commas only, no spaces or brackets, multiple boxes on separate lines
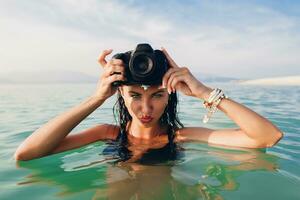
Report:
51,124,120,154
85,123,120,141
102,124,120,140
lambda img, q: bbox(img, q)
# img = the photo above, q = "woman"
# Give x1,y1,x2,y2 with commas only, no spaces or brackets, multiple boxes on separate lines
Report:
14,47,283,161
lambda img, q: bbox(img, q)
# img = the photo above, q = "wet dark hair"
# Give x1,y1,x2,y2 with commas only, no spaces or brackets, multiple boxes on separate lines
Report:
113,89,184,149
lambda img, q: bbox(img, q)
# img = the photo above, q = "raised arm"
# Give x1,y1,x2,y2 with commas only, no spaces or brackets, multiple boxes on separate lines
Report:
14,49,125,160
161,47,283,148
175,96,283,148
14,96,106,161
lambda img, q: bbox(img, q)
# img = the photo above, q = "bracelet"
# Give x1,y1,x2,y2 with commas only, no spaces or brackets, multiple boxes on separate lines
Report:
202,88,227,123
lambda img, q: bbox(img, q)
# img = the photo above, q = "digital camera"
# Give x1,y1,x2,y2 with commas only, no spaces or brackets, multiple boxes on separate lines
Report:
112,43,169,86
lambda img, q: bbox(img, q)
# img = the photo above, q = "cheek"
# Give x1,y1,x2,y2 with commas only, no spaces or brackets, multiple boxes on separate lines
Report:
124,99,139,117
155,98,168,113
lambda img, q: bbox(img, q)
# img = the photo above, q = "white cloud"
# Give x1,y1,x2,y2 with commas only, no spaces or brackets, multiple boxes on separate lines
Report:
0,0,299,78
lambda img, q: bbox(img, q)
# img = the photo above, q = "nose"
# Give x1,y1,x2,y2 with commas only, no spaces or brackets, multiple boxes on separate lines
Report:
141,97,153,115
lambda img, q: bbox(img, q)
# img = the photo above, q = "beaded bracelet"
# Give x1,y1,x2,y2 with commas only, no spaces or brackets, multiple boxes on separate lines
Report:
202,88,227,123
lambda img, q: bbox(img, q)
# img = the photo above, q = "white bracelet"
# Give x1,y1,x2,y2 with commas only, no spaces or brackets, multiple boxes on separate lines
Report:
202,88,227,123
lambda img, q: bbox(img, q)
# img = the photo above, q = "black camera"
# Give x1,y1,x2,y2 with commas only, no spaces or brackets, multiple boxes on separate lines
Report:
112,43,169,86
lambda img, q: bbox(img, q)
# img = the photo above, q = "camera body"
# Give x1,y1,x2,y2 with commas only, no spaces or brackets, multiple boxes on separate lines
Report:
112,43,168,86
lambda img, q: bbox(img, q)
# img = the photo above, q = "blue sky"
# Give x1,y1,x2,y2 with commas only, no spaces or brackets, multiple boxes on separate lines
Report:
0,0,299,78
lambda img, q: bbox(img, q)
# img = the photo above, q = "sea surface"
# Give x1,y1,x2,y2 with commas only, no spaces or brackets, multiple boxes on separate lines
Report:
0,83,299,200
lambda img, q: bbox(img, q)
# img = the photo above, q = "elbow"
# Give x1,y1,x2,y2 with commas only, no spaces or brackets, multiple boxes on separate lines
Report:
14,147,37,161
265,131,284,148
14,143,30,161
14,150,26,161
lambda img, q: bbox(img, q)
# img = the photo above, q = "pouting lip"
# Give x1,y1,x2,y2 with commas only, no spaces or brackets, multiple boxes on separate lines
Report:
139,116,153,123
140,115,153,119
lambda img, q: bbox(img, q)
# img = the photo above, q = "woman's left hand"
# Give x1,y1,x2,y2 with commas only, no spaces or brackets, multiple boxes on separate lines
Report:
161,47,212,100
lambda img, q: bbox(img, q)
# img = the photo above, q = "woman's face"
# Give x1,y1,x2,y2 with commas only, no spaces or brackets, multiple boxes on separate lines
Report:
120,85,169,127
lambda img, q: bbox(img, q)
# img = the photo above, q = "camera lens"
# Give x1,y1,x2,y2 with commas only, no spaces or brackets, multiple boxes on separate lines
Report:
132,55,153,76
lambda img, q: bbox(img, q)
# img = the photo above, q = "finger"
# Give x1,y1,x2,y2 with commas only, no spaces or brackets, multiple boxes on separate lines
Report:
98,49,113,67
167,72,185,93
104,70,125,78
168,67,190,92
105,59,124,69
110,64,125,73
157,85,165,90
169,75,185,93
111,58,124,66
104,65,125,77
107,73,126,84
161,47,179,69
162,68,178,88
103,60,125,76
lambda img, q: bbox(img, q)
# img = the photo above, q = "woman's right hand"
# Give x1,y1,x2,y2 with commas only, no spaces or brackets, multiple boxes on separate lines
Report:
93,49,126,101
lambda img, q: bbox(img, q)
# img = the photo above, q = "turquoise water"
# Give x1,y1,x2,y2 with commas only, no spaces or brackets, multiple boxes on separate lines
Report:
1,83,299,200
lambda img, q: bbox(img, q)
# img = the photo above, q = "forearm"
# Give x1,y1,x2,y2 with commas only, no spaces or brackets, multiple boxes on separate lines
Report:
15,95,105,160
200,88,283,145
217,98,282,143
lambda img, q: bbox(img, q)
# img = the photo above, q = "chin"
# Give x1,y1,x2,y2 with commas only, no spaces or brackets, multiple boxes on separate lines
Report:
138,120,158,127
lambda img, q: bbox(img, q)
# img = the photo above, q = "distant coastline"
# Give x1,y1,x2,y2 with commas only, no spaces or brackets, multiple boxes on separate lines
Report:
237,76,300,86
0,70,98,84
0,70,236,84
1,70,299,85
